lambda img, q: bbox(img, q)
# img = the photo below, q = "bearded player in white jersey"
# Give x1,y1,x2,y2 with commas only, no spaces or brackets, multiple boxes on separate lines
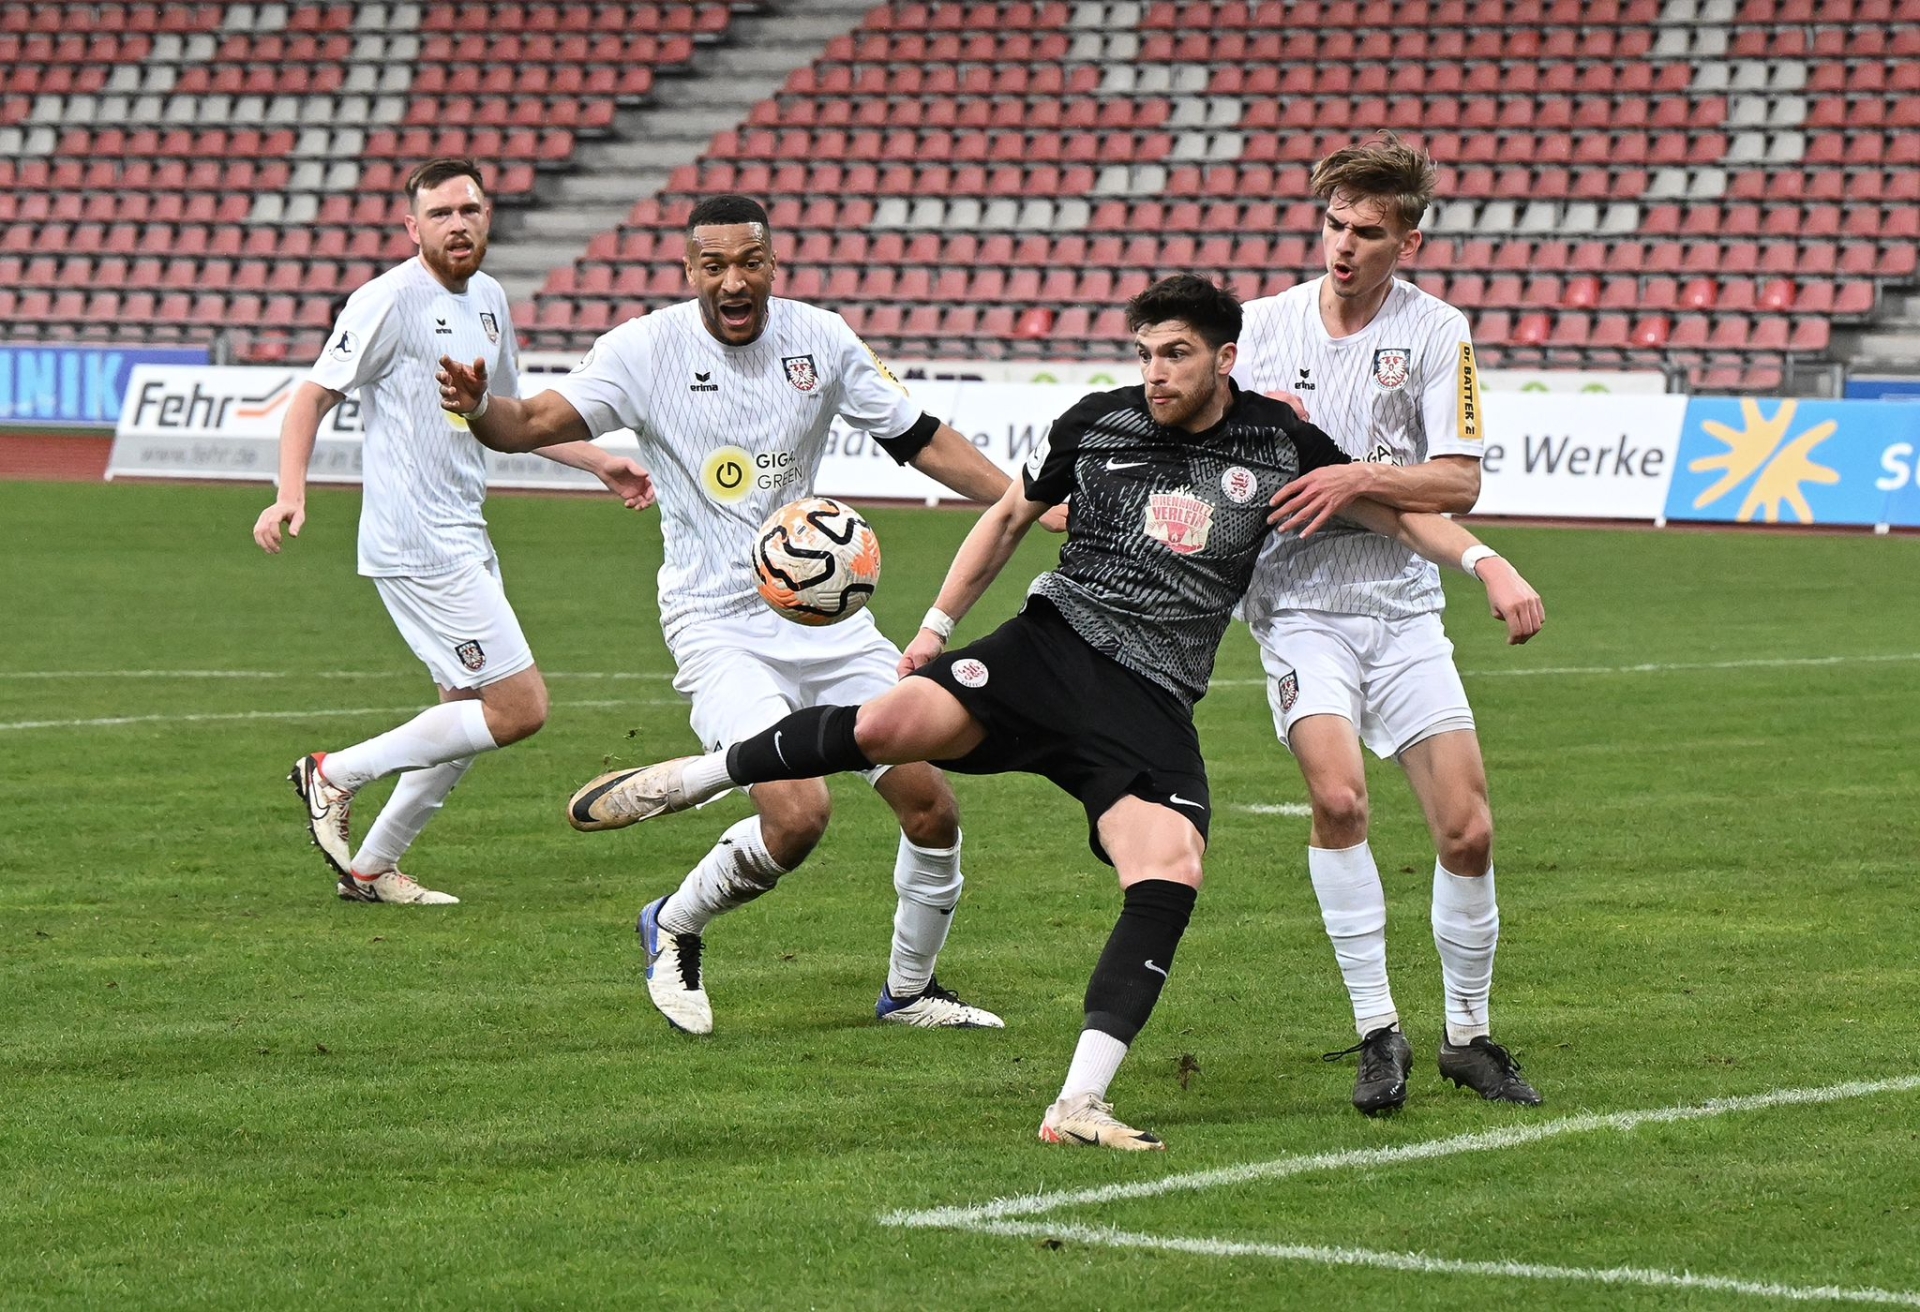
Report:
253,158,656,906
1234,133,1544,1114
437,194,1032,1033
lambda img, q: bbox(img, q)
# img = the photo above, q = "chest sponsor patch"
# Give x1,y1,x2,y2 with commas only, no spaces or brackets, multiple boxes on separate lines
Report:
1372,347,1411,390
1220,465,1258,504
1143,489,1214,555
782,354,819,392
702,444,754,505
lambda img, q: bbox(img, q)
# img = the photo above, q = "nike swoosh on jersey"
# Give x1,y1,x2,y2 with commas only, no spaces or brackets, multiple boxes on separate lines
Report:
1106,458,1149,470
1168,793,1206,810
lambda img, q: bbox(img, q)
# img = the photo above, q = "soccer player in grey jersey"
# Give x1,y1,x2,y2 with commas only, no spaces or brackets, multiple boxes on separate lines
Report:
566,276,1543,1149
1237,133,1546,1113
254,158,655,906
438,195,1035,1035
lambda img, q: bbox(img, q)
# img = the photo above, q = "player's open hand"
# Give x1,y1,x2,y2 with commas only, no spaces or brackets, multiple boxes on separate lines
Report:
1267,463,1370,536
898,630,946,678
253,498,305,553
437,355,488,414
1479,558,1544,645
1038,500,1070,533
596,456,657,511
1263,389,1311,422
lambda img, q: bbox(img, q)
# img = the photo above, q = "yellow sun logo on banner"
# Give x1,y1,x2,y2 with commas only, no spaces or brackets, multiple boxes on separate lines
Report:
1688,399,1841,524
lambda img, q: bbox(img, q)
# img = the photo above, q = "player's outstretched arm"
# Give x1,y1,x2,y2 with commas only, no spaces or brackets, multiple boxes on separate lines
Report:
436,356,592,453
252,381,343,553
1342,498,1544,645
534,442,657,511
908,423,1069,533
898,481,1054,675
1268,453,1482,536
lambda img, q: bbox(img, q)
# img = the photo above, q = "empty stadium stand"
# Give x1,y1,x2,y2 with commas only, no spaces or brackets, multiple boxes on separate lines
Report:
2,0,1917,392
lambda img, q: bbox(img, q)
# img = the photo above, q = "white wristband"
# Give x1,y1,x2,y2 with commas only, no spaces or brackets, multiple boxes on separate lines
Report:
467,390,490,421
921,607,956,641
1460,544,1500,578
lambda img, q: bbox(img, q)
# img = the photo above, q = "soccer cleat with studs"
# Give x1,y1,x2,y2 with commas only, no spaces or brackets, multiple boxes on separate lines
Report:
337,869,459,905
876,977,1005,1029
637,896,713,1035
1438,1036,1544,1105
290,752,355,877
1323,1025,1413,1116
568,757,718,831
1038,1093,1166,1151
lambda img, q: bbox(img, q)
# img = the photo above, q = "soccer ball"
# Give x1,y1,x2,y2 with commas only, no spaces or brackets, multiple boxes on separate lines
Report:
752,496,882,626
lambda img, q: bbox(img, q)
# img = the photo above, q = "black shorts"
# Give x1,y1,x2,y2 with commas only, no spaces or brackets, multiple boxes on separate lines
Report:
912,595,1210,865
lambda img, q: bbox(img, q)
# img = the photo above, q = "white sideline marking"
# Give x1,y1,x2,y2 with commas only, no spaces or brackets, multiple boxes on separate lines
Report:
5,651,1918,684
0,697,681,733
883,1074,1920,1229
1235,802,1313,817
958,1221,1920,1308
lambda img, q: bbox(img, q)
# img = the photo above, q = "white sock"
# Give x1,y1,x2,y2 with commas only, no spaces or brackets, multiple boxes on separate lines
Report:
657,816,788,936
1058,1028,1129,1102
1309,842,1398,1037
685,751,737,797
887,830,963,999
322,700,496,791
1432,861,1499,1045
352,758,474,875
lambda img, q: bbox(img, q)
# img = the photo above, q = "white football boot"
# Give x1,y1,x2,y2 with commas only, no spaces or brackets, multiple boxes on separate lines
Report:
568,756,722,831
638,896,713,1034
337,869,459,905
290,752,355,876
876,977,1006,1028
1038,1093,1166,1151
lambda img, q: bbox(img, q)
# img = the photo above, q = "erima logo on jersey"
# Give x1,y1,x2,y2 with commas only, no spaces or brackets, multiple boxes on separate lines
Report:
1296,367,1316,391
434,316,452,336
689,370,719,393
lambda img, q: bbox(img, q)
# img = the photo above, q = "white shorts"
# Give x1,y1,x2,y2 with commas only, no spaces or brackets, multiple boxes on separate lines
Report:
667,607,904,784
372,555,534,692
1253,610,1475,760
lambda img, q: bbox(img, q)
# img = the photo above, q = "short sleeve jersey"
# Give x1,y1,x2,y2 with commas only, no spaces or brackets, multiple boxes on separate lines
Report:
1023,382,1350,704
540,298,931,643
308,258,521,578
1234,276,1484,622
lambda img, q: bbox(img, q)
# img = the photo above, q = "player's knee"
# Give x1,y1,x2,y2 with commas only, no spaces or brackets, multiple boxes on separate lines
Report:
1438,808,1493,877
1310,783,1369,845
759,787,832,863
894,778,960,848
853,700,912,761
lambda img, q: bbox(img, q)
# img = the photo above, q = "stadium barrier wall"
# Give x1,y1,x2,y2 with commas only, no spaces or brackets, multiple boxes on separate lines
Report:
109,366,1920,528
1,344,208,428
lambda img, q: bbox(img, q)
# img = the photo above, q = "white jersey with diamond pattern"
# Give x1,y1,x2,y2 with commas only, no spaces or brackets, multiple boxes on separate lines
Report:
1234,276,1484,622
309,258,520,579
541,298,922,644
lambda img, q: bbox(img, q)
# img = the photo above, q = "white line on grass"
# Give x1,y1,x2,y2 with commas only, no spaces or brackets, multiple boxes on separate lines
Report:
959,1221,1920,1308
0,697,683,733
1235,803,1313,817
882,1074,1920,1228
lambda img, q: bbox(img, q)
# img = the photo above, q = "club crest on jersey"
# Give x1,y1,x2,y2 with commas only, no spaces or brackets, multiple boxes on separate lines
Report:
1220,465,1258,504
453,639,487,672
1143,489,1214,555
479,312,499,344
1372,348,1412,390
782,355,820,392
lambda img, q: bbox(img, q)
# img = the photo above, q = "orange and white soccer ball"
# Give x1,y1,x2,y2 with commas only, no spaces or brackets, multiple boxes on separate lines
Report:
751,496,882,626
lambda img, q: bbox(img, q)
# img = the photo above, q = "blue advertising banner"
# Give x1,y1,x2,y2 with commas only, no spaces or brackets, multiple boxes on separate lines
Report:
0,343,209,427
1665,398,1920,529
1844,378,1920,401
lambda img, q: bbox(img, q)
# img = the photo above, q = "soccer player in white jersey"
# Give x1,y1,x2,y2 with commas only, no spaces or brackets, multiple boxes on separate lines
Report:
436,194,1031,1033
253,158,656,906
1234,133,1544,1113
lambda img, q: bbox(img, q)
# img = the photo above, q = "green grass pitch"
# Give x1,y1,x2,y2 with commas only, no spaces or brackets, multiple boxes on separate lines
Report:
3,479,1918,1310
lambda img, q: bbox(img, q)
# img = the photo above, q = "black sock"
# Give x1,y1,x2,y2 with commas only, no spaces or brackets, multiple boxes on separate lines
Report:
724,704,872,784
1082,879,1198,1044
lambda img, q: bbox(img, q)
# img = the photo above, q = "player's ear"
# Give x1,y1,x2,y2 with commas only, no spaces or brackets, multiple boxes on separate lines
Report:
403,211,421,246
1399,226,1423,262
1216,341,1237,377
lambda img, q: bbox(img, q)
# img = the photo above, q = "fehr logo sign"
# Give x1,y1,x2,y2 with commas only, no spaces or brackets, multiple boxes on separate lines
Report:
1665,399,1920,528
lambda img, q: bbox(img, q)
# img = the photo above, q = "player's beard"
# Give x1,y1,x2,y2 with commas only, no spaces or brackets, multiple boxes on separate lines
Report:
424,232,487,285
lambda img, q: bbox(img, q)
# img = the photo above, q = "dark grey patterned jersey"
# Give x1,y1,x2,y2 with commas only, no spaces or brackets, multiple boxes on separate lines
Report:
1021,381,1350,704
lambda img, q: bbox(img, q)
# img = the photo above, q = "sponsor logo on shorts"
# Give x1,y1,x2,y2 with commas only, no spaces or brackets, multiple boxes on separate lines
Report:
1277,671,1299,712
1221,465,1257,504
1143,489,1214,555
1373,347,1411,390
782,354,820,392
951,658,989,688
454,639,487,672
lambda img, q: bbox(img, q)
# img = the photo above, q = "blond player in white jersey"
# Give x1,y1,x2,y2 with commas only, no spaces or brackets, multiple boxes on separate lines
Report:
1235,134,1544,1114
438,194,1040,1033
253,158,655,905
